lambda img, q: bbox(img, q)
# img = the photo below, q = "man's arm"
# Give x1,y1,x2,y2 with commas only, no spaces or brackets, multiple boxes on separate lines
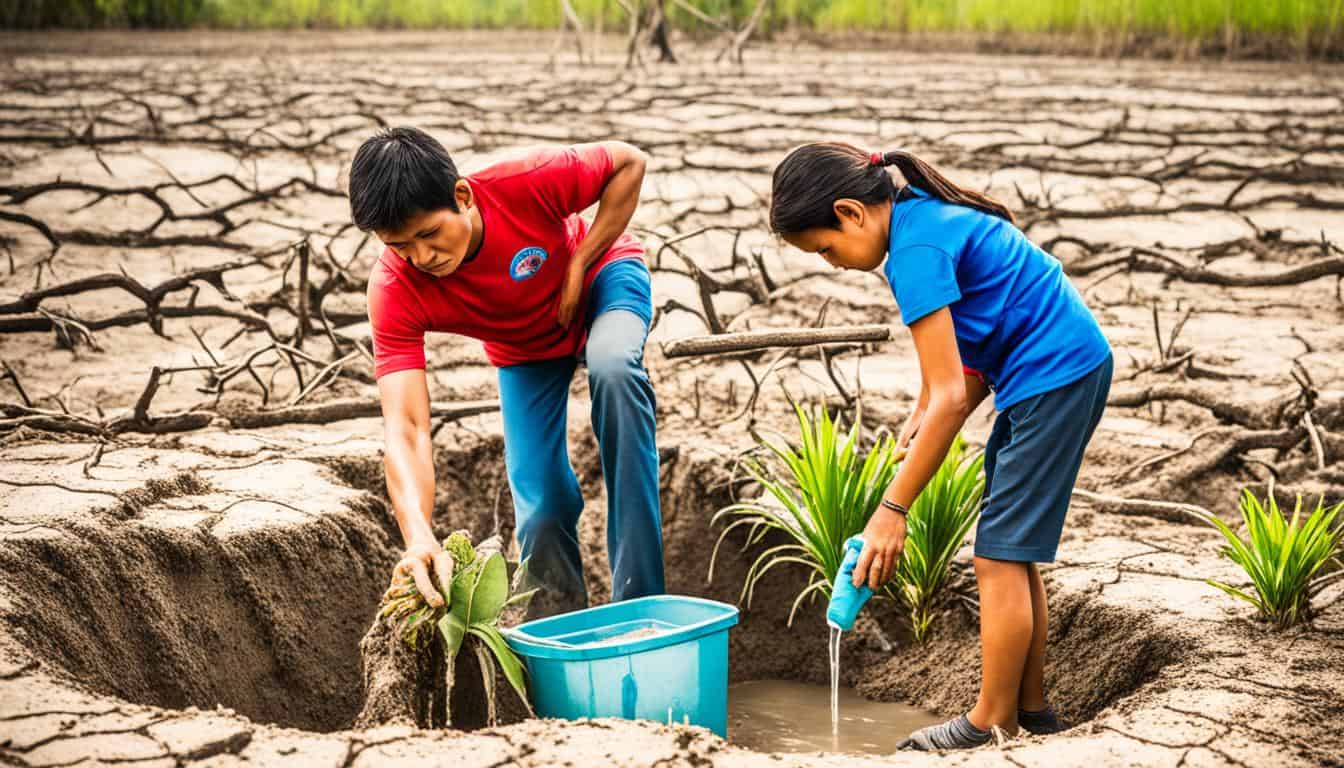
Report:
556,141,648,326
378,368,454,607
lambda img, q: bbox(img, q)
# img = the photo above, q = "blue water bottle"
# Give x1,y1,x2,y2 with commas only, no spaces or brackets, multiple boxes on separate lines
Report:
826,535,874,630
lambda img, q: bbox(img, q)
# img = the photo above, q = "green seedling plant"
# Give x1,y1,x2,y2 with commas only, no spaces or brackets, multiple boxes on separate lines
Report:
890,435,985,642
1205,491,1344,629
380,531,537,716
710,401,900,625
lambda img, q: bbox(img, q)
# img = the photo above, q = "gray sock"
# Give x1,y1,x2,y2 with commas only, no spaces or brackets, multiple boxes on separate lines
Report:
896,714,992,751
1018,705,1066,735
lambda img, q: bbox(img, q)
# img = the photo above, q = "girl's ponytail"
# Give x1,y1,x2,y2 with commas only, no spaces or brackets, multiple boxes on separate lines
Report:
769,142,1014,235
879,149,1014,224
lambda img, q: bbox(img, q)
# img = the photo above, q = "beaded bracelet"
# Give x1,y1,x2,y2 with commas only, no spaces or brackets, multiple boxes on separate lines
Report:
880,499,908,516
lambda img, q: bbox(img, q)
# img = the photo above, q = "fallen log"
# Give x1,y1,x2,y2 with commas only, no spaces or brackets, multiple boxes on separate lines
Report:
1070,248,1344,288
661,325,891,359
218,398,499,429
0,398,500,437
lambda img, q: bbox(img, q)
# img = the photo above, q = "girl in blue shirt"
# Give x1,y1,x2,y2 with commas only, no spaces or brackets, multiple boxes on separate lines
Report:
770,142,1112,751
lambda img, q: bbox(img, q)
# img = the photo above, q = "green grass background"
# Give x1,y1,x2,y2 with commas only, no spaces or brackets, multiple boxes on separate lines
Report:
7,0,1344,56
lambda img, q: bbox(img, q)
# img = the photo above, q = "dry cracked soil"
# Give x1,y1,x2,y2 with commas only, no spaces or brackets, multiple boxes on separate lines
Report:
1,29,1343,768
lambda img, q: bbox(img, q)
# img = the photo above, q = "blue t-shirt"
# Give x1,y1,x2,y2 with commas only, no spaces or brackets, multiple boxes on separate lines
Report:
884,186,1110,410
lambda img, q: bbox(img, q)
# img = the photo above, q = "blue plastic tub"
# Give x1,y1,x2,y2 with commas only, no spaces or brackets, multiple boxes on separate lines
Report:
503,595,739,736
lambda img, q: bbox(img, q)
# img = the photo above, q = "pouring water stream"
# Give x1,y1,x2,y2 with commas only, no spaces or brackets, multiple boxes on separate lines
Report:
826,534,874,748
829,624,842,744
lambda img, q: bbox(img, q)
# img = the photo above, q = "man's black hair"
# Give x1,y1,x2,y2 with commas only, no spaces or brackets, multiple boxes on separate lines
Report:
348,126,459,232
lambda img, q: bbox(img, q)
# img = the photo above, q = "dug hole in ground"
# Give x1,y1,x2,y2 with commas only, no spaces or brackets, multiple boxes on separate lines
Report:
3,419,1340,766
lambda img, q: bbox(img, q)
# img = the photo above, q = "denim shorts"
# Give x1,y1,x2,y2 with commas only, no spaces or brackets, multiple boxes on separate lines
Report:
974,354,1113,563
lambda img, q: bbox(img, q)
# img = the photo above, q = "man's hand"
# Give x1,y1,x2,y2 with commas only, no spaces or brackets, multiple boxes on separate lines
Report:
556,260,585,327
377,369,446,603
853,506,908,590
558,141,646,327
391,536,455,608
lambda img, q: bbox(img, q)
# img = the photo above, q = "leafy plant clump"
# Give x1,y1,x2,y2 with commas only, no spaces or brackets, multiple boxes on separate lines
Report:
380,530,536,716
711,402,899,626
892,435,984,642
1205,491,1344,629
711,402,986,640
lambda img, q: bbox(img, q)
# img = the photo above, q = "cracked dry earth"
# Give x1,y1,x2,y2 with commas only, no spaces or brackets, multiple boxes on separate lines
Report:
2,30,1344,768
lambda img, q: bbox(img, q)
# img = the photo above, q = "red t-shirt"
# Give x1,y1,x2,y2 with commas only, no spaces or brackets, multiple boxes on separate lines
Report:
367,144,644,377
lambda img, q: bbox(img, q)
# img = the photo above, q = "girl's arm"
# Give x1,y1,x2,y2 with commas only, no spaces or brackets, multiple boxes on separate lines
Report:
896,374,929,451
962,368,991,415
899,368,988,453
556,141,648,326
854,307,976,589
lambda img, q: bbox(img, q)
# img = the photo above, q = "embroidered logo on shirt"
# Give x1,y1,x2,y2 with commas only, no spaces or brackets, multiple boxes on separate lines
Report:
509,246,548,281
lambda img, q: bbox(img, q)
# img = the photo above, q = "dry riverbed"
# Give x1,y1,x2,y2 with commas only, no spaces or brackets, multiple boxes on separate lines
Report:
1,30,1342,767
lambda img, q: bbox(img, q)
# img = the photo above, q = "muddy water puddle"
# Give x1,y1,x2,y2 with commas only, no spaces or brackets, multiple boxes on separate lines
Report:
728,680,941,755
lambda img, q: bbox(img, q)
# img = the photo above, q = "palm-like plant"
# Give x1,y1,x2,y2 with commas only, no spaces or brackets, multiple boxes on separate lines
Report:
380,531,536,719
710,402,899,625
1205,491,1344,629
890,435,984,642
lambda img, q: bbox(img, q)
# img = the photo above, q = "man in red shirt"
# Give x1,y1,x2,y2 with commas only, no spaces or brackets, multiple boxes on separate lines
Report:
349,127,663,617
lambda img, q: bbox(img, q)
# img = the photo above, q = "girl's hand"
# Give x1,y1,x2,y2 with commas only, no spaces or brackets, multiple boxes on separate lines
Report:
854,506,908,590
896,409,922,451
556,262,585,327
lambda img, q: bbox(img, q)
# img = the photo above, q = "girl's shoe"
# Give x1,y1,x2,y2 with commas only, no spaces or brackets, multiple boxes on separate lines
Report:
896,715,992,751
1018,705,1068,735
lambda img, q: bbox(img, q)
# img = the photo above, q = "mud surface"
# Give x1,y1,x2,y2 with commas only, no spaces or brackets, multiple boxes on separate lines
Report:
728,680,942,755
2,30,1343,767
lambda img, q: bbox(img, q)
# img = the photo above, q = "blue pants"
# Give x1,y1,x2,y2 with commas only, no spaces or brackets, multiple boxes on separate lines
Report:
497,259,664,616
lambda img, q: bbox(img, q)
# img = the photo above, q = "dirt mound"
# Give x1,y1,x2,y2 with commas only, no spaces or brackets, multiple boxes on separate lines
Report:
355,617,503,730
355,533,531,731
852,589,1193,723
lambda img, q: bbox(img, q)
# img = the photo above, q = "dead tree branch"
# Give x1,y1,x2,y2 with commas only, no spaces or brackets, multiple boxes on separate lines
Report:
1108,383,1303,431
218,398,499,429
718,0,770,65
1072,488,1212,524
662,325,891,359
554,0,588,66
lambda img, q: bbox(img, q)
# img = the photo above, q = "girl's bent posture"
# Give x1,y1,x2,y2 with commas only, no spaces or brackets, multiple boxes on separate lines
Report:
771,142,1112,751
